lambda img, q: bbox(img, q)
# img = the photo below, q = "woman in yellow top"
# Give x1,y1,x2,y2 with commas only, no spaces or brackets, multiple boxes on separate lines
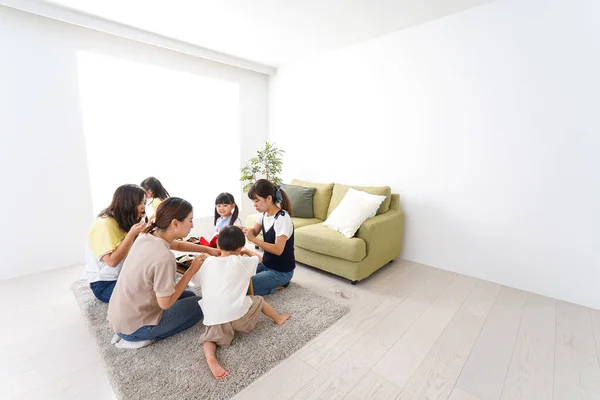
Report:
85,184,219,303
141,177,170,221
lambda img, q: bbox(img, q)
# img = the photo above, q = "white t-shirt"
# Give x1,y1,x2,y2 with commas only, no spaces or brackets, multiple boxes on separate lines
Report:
84,243,124,283
191,255,259,326
257,211,293,238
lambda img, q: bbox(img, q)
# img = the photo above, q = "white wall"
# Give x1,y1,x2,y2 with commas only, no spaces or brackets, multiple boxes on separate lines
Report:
270,0,600,308
0,6,268,280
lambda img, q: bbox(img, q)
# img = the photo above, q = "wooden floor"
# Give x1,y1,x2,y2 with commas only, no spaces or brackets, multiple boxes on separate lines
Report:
2,259,600,399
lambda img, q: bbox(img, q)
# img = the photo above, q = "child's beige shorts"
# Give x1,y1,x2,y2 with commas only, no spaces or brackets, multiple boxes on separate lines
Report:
201,296,264,347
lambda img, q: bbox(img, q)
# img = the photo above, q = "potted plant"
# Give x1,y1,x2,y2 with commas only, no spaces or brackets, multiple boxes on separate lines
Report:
240,142,285,192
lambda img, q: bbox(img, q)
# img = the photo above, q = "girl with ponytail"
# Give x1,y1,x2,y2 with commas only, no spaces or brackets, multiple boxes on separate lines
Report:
140,177,170,221
243,179,295,296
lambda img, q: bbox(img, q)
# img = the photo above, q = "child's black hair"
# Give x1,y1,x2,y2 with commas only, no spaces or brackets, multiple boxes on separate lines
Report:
140,177,170,200
214,192,239,226
217,226,246,252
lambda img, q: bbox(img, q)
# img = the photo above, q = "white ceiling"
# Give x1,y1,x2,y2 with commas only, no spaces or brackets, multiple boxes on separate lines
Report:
40,0,493,67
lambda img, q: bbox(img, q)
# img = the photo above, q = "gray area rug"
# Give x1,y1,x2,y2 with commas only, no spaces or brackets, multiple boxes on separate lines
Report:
72,279,349,400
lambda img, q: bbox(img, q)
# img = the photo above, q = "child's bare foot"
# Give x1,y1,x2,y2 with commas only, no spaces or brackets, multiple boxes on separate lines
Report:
207,356,229,380
275,313,291,326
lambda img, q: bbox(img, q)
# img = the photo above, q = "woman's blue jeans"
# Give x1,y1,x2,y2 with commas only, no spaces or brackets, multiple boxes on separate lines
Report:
117,290,203,342
251,263,294,295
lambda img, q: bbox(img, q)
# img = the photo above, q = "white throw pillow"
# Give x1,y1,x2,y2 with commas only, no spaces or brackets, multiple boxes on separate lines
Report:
323,188,387,238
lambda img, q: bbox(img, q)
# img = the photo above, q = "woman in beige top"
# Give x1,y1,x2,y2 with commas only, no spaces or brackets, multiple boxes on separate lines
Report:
108,197,207,349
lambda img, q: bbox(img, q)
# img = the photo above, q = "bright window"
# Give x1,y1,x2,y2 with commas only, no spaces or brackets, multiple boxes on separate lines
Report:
77,51,240,217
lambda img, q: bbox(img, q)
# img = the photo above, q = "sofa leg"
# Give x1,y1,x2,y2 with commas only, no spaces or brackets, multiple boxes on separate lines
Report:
351,280,358,285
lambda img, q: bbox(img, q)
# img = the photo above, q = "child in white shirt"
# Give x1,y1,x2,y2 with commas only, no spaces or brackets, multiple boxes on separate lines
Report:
191,226,291,380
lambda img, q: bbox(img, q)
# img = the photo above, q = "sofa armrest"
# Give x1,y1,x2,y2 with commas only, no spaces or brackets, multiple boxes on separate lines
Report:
356,209,404,256
245,213,264,241
246,213,259,229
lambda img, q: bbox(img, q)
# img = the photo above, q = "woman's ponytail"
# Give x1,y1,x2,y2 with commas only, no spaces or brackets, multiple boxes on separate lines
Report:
248,179,293,216
142,221,157,234
278,187,292,216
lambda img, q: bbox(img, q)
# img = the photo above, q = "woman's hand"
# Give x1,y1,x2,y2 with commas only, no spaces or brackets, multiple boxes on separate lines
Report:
127,220,147,238
243,227,256,242
188,253,208,275
102,220,146,267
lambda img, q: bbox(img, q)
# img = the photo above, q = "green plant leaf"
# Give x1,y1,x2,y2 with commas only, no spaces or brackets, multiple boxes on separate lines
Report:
240,141,285,192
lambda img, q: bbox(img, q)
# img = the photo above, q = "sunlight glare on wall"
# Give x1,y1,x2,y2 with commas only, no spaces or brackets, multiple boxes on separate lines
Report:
76,51,240,217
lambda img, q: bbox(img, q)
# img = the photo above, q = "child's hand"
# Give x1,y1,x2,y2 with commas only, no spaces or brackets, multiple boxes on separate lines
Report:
241,248,262,262
189,253,208,274
207,248,221,257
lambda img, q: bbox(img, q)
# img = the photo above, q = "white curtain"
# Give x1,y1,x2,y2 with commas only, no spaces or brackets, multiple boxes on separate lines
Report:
77,51,241,217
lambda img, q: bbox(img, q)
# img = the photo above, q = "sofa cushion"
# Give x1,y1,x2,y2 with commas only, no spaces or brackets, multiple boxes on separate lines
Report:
324,188,386,238
279,184,316,218
291,179,334,221
292,217,323,229
327,184,391,217
295,223,366,262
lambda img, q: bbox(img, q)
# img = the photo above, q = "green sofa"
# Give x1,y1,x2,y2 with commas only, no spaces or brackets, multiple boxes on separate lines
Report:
245,179,404,284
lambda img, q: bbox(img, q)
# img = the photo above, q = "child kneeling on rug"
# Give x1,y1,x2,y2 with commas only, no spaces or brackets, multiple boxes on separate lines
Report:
191,226,291,380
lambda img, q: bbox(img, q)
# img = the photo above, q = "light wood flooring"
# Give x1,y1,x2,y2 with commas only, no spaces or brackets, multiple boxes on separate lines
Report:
2,259,600,399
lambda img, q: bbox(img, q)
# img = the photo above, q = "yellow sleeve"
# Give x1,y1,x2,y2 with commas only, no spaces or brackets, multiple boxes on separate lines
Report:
150,198,162,215
88,217,127,259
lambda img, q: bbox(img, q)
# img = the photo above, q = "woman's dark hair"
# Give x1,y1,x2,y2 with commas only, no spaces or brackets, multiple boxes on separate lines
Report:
98,184,146,233
217,226,246,251
214,192,239,226
248,179,292,215
144,197,193,234
140,177,170,200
